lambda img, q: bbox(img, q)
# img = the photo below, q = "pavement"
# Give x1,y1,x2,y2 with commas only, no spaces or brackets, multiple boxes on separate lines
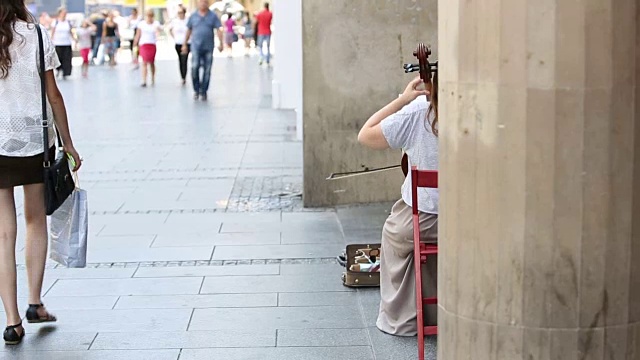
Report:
1,48,437,359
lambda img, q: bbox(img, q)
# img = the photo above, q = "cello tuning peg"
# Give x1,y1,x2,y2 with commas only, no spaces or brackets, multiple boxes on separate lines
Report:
403,63,417,69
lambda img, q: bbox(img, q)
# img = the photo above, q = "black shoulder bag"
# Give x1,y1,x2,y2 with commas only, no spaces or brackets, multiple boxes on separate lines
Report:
36,25,75,216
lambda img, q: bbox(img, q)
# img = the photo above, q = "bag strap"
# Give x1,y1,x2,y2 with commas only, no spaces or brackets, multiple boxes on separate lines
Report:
35,25,63,167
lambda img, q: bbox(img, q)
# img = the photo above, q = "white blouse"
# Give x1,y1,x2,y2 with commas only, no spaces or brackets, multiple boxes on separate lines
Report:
51,20,73,46
137,21,161,45
0,22,59,157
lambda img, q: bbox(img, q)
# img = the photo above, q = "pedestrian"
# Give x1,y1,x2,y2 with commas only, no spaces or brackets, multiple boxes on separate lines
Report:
224,13,236,57
128,8,142,69
102,12,119,67
357,74,439,336
242,12,254,56
255,2,272,65
134,9,161,87
182,0,223,101
170,8,190,85
0,0,82,345
50,7,73,79
76,20,96,78
91,11,108,65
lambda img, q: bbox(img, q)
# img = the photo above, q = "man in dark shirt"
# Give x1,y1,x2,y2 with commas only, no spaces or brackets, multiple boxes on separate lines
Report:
183,0,223,101
91,11,107,65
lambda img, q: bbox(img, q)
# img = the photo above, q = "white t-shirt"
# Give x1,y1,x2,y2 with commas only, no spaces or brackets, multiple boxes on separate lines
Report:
76,27,92,49
170,18,189,45
137,21,160,45
51,20,73,46
0,22,59,157
380,96,439,214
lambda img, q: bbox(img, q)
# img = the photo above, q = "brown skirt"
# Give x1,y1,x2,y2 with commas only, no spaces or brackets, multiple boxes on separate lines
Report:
0,148,55,189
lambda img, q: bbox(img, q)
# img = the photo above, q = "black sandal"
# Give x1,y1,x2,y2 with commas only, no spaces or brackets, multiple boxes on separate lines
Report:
3,322,24,345
26,304,57,324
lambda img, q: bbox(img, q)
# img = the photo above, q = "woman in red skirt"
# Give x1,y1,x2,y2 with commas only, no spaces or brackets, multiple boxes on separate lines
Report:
0,0,82,345
133,9,161,87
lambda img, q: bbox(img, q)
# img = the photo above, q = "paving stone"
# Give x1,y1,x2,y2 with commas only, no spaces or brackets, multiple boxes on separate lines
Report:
179,347,374,360
212,244,343,260
0,350,180,360
165,212,281,225
38,296,119,310
278,292,359,307
151,233,281,247
277,328,370,347
201,274,350,294
221,221,341,233
189,306,363,331
87,246,214,263
91,330,275,350
29,309,192,333
279,264,344,276
88,236,156,249
42,268,136,280
133,264,279,277
367,326,437,360
280,230,344,244
115,293,277,309
342,228,384,244
0,330,95,352
47,278,203,296
357,288,382,327
337,203,393,231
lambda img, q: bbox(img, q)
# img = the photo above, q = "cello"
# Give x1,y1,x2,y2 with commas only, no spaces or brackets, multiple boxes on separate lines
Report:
327,43,438,180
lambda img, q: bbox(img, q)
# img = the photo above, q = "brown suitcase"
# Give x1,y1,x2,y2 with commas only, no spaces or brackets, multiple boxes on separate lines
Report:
341,243,381,288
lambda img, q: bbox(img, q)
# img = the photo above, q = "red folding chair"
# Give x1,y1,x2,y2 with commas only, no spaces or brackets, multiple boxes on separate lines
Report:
411,166,438,360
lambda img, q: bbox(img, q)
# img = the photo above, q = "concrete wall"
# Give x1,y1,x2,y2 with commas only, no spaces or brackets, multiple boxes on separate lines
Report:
302,0,437,207
271,0,303,140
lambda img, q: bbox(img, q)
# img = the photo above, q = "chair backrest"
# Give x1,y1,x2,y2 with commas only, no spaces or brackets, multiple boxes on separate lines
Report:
410,166,438,215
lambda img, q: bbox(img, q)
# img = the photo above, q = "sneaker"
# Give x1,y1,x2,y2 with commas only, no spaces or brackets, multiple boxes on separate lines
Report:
200,93,208,101
193,93,200,100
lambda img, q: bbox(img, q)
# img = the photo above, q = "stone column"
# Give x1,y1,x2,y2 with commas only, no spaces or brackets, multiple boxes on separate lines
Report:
438,0,640,358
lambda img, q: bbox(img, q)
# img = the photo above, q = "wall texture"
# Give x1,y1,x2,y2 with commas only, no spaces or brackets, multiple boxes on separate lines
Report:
302,0,437,207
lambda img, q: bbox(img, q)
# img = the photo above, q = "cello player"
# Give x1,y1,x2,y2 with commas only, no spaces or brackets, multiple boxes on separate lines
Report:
357,72,439,336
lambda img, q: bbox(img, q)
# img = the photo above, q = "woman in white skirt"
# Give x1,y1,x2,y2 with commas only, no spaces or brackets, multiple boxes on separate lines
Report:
358,74,439,336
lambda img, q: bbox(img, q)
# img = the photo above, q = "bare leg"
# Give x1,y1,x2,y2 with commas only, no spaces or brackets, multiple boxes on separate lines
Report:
150,62,156,86
23,184,48,307
141,62,148,86
0,188,21,329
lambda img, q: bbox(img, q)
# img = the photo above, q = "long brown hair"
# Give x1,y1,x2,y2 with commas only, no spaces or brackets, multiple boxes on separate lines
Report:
0,0,33,79
427,72,439,136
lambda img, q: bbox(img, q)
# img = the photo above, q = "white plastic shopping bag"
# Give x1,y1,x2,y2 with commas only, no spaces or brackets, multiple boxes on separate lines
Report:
49,188,88,268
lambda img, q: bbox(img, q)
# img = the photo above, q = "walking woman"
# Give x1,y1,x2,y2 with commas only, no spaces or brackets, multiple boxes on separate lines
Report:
358,74,438,336
76,20,96,78
0,0,82,345
224,13,235,57
102,12,119,67
50,7,73,79
242,12,254,56
169,8,189,85
133,9,161,87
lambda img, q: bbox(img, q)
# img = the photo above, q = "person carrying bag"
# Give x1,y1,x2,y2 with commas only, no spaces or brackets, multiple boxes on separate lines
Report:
0,0,82,346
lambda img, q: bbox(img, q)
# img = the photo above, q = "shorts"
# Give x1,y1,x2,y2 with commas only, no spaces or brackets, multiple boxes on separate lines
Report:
80,48,91,64
139,44,156,63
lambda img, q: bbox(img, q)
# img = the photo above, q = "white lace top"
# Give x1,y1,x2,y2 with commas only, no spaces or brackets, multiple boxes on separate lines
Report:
0,22,59,157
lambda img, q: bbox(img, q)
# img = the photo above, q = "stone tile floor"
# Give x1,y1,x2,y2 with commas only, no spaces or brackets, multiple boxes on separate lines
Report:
2,54,436,359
